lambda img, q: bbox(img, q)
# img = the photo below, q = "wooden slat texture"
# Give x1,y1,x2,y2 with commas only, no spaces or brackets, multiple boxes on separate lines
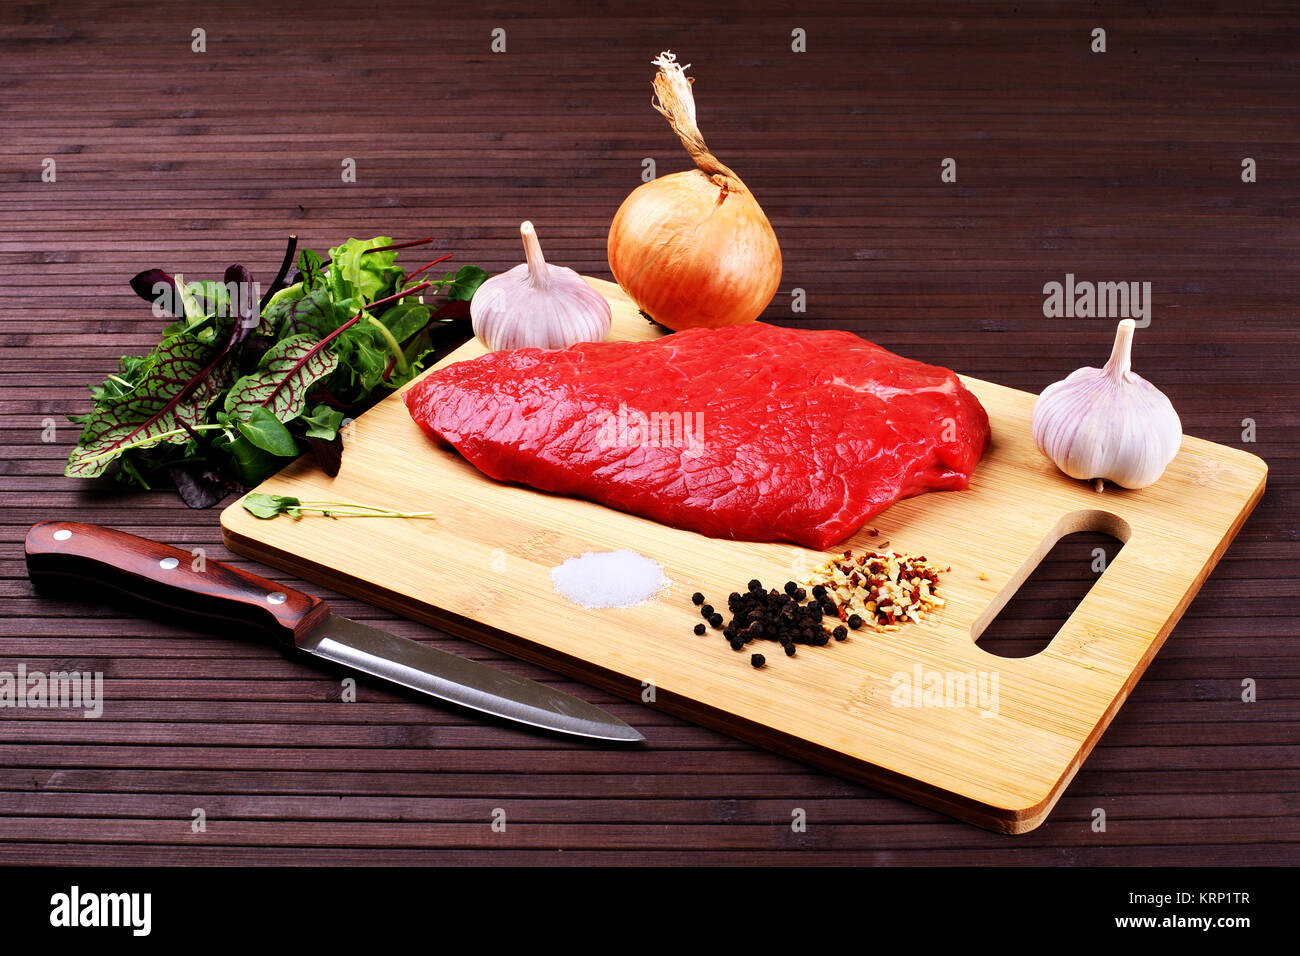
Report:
1,0,1298,861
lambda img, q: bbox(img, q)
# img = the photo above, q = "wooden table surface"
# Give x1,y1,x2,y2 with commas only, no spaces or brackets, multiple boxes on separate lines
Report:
2,0,1297,865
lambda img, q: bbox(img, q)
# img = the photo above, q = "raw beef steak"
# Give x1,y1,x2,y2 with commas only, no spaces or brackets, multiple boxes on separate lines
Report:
404,323,990,550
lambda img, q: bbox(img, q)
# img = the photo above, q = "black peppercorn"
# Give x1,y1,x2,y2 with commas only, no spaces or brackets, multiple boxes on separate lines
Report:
692,592,705,606
848,614,863,630
747,579,762,592
833,625,848,641
693,623,706,636
751,654,765,668
784,644,796,656
709,613,723,628
700,603,714,618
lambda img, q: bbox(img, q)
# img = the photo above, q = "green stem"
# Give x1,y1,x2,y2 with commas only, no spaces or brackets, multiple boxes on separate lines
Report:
366,316,408,374
299,499,433,518
312,509,436,519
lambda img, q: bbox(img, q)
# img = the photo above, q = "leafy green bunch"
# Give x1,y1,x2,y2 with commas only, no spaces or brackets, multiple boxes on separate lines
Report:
66,236,486,507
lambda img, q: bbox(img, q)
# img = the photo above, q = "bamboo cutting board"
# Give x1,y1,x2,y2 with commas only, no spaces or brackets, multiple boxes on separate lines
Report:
220,279,1267,833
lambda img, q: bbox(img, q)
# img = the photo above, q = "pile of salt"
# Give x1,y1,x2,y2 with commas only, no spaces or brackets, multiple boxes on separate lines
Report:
550,550,668,609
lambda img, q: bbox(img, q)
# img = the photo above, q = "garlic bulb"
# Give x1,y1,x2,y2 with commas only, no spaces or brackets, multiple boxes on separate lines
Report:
471,221,612,351
1032,319,1182,489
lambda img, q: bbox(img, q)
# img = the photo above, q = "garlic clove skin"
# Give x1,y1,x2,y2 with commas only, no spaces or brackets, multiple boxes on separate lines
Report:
1032,319,1182,489
471,221,612,352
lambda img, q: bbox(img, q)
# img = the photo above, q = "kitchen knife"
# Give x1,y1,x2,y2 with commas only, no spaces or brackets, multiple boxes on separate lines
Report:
23,521,643,743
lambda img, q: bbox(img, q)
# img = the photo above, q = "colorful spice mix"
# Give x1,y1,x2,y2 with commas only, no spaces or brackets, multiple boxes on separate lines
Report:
806,549,949,632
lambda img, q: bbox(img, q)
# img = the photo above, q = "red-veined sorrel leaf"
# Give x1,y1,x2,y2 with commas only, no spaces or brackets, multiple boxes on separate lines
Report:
65,334,234,479
224,333,340,425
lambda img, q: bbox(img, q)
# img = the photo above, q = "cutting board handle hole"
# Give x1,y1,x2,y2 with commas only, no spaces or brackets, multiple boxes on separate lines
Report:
973,510,1130,659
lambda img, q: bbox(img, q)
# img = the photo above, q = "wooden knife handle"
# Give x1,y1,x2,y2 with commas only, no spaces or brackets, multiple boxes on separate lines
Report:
24,521,329,646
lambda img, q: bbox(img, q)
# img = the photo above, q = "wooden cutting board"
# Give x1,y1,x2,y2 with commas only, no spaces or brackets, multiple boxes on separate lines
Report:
220,279,1267,833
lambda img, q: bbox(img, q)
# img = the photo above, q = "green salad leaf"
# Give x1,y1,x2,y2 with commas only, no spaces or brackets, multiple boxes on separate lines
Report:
327,236,396,304
263,287,346,340
445,265,489,302
300,404,345,441
237,407,300,456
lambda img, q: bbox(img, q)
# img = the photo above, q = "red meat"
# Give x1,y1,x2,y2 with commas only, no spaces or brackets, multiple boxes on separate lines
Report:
404,323,989,550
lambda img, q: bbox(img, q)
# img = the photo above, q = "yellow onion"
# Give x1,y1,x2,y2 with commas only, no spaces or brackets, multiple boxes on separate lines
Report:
608,52,781,331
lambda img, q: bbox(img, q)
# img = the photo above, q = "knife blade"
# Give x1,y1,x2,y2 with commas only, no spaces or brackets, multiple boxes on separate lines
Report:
23,521,643,743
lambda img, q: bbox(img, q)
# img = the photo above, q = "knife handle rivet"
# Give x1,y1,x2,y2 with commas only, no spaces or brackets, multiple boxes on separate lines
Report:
266,591,287,605
159,557,179,570
53,529,72,542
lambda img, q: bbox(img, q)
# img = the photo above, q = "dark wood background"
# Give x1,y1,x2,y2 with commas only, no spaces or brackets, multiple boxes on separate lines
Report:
2,0,1297,864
